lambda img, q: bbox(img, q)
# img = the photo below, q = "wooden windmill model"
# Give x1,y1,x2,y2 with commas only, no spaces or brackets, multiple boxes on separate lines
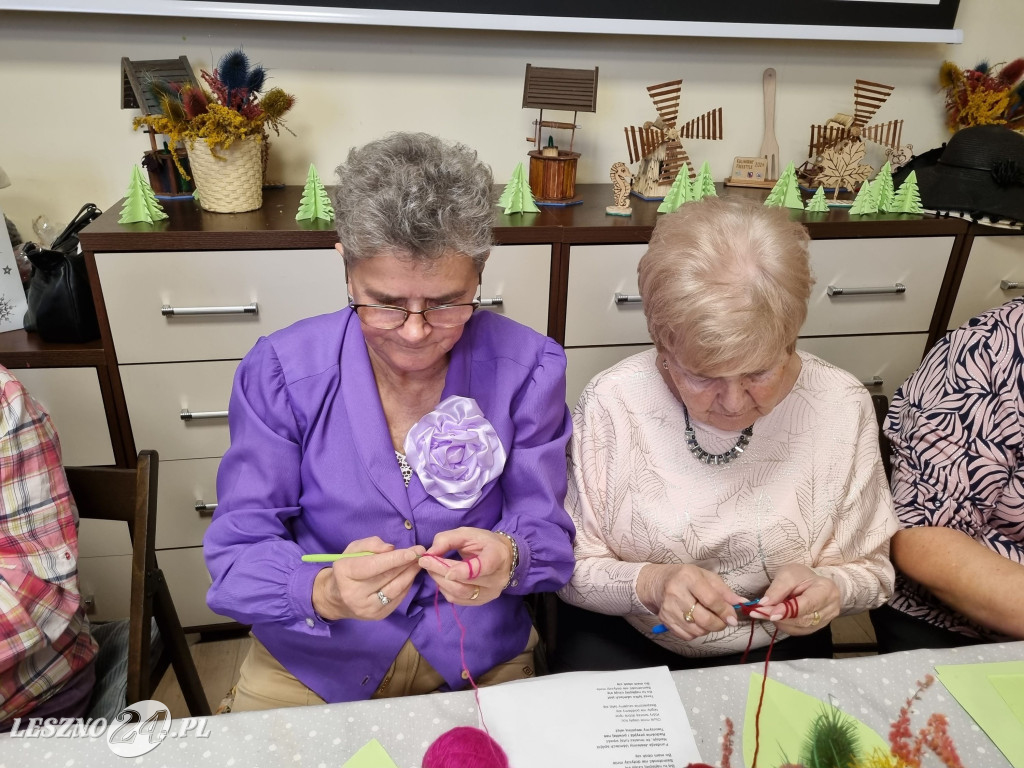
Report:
625,79,723,199
802,79,904,189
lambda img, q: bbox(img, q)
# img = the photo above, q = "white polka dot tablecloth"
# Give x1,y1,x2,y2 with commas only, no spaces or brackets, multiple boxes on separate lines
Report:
3,641,1021,767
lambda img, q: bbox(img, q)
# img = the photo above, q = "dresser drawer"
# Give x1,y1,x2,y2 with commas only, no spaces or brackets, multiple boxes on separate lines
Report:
160,546,232,628
95,249,347,364
155,457,221,549
481,245,551,335
804,238,951,336
11,367,115,466
565,344,653,409
78,555,131,622
797,333,927,401
78,519,132,559
564,245,649,347
948,236,1024,330
120,360,237,461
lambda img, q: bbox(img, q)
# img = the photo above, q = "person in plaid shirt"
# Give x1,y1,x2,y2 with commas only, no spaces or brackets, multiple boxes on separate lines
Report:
1,365,97,728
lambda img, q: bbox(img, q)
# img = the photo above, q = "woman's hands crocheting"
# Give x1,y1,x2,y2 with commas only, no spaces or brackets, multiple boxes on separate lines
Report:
751,563,840,635
418,526,516,606
637,563,747,640
311,537,425,621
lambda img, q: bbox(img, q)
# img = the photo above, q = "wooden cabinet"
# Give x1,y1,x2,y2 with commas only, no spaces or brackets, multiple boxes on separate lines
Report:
74,185,998,630
947,234,1024,330
11,367,116,466
78,193,557,629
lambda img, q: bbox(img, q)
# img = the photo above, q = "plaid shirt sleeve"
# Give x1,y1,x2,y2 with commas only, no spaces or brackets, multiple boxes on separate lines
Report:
0,366,96,719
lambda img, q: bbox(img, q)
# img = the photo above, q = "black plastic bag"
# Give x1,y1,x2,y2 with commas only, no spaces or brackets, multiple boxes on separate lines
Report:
23,203,102,343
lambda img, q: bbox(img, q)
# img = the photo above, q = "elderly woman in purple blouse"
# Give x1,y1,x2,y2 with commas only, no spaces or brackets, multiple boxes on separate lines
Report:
203,133,574,710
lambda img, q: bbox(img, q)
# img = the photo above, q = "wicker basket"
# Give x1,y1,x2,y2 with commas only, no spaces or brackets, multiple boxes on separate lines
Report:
186,137,263,213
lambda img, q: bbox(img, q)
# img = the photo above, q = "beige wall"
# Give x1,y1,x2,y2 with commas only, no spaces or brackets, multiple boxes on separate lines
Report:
0,3,1018,230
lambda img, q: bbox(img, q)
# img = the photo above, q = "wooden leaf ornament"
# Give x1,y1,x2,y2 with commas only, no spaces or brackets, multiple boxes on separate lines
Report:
816,142,873,197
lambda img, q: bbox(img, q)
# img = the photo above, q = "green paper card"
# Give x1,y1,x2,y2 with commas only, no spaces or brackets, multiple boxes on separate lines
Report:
936,661,1024,768
742,673,887,768
342,738,400,768
990,674,1024,725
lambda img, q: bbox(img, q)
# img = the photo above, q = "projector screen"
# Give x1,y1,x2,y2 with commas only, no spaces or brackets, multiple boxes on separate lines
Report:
2,0,964,43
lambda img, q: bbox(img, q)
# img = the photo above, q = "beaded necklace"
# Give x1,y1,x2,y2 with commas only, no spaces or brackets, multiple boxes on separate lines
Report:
681,402,753,465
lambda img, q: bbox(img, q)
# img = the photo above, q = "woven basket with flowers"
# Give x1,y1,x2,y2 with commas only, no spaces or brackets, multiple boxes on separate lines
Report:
133,49,295,212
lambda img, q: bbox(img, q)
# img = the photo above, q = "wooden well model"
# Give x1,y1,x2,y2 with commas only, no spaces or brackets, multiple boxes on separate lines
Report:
523,64,598,204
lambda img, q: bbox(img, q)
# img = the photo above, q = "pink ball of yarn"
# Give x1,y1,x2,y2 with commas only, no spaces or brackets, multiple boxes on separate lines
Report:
422,726,509,768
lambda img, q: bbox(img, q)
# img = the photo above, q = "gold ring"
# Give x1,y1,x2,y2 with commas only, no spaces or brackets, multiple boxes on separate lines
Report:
810,610,821,626
469,586,480,601
684,602,698,623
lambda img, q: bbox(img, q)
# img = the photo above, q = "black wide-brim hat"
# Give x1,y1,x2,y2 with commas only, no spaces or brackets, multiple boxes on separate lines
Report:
897,125,1024,225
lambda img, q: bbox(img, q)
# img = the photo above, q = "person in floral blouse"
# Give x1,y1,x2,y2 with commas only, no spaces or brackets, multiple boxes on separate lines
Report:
873,297,1024,651
204,133,574,709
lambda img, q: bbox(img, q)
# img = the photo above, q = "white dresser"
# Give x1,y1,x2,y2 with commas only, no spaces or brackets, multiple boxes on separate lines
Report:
561,235,957,407
73,185,995,630
78,193,553,629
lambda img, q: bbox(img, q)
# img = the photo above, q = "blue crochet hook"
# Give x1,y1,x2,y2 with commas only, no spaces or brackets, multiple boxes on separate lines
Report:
651,599,761,634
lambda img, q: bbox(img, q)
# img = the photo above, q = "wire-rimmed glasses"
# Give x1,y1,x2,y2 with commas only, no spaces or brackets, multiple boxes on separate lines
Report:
349,300,480,330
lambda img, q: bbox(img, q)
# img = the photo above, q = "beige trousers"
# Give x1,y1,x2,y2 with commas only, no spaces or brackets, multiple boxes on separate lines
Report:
230,627,539,712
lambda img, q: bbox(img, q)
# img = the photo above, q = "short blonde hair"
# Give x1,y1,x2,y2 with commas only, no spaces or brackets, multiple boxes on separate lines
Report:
638,196,814,374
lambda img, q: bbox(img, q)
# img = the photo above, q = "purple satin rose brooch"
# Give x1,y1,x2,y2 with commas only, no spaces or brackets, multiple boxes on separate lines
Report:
404,395,507,509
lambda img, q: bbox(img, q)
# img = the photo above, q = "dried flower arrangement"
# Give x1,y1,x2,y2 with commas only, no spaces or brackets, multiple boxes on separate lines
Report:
132,49,295,180
687,675,964,768
939,58,1024,132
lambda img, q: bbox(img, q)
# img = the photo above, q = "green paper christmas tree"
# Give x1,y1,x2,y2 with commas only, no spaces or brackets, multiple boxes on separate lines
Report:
891,170,924,214
119,165,168,224
692,161,717,201
763,162,804,210
657,162,692,213
849,179,879,215
805,185,830,213
874,161,896,213
295,164,335,222
497,162,540,214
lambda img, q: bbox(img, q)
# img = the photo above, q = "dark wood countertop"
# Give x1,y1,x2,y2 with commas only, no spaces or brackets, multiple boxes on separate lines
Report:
0,329,106,368
80,184,971,253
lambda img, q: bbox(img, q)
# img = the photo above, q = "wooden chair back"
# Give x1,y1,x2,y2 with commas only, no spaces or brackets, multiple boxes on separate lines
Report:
66,450,211,715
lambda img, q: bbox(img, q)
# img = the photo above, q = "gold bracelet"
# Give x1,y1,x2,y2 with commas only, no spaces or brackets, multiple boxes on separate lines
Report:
494,531,519,590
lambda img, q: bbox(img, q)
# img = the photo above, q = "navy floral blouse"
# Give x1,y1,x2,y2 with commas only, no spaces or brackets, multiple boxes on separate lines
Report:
885,297,1024,639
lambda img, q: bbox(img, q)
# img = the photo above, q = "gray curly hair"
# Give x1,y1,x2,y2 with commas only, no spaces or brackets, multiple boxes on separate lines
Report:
331,132,495,270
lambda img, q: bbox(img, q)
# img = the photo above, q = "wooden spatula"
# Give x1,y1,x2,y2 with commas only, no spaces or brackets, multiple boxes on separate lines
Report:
760,68,781,180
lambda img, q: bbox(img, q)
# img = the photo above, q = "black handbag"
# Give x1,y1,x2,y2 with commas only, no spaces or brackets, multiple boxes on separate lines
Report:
23,203,103,343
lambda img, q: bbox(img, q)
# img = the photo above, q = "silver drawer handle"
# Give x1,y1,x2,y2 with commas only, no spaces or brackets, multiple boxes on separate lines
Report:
180,409,229,421
827,283,906,297
478,296,504,307
1000,280,1023,290
614,293,643,304
162,303,259,317
195,500,218,518
861,376,883,388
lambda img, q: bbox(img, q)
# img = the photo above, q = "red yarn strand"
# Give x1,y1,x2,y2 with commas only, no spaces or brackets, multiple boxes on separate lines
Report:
736,597,799,768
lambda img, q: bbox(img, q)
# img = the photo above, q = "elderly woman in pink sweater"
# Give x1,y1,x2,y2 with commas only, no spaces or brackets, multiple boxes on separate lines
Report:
554,197,898,671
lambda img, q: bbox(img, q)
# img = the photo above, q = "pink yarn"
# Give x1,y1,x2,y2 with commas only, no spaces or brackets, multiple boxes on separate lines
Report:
422,727,509,768
418,556,509,767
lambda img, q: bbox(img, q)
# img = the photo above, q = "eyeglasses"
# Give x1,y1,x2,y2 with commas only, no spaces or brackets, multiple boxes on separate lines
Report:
349,300,480,330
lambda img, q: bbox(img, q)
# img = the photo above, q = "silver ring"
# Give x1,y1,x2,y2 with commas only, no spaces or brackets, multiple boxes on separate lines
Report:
376,590,390,606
